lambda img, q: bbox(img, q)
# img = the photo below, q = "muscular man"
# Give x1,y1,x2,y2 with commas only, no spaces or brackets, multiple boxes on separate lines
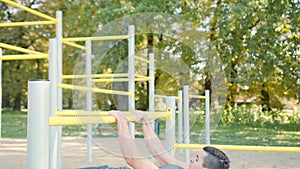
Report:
81,110,230,169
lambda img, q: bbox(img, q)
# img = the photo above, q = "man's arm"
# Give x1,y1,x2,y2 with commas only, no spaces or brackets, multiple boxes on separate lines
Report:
109,111,158,169
141,115,188,168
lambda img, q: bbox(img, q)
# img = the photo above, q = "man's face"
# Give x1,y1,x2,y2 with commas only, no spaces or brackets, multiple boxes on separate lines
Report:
189,151,208,169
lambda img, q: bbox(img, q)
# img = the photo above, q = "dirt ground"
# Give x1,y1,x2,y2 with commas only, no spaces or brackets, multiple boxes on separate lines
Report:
0,137,299,169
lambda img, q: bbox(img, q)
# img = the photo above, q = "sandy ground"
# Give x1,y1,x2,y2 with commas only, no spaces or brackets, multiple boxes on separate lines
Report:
0,137,299,169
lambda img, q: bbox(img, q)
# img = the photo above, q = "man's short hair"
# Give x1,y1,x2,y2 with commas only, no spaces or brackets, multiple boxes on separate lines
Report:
202,146,230,169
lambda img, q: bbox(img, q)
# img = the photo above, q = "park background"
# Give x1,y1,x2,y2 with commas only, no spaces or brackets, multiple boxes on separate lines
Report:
0,0,299,168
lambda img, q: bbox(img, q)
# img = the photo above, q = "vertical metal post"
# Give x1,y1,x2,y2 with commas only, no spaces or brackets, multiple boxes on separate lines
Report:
128,25,135,138
149,53,155,129
183,85,190,163
205,90,210,144
165,96,176,156
0,48,2,142
27,80,50,169
177,90,183,152
148,53,155,162
49,38,58,169
56,10,63,169
86,40,93,162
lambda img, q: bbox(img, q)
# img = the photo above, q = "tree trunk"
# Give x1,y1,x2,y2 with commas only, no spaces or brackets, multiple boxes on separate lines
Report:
261,82,271,111
13,92,22,111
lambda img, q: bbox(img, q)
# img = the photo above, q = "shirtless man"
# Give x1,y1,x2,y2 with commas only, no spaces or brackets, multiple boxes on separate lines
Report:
104,110,230,169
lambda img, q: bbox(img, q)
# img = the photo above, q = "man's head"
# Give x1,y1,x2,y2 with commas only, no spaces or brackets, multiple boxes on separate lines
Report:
189,146,230,169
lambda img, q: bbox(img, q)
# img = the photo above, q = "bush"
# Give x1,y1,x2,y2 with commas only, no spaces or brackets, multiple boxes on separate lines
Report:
220,104,300,130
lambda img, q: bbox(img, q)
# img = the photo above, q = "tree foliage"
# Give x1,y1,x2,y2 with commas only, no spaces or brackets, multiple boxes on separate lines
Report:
0,0,299,111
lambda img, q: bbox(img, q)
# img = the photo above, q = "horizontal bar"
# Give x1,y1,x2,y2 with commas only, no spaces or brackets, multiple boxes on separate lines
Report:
0,54,48,60
1,0,57,22
0,42,44,54
56,110,171,119
154,94,180,100
62,35,129,42
174,144,300,152
189,95,207,99
58,83,131,96
155,94,166,98
50,110,172,126
135,74,152,80
62,41,86,50
61,73,129,79
50,116,116,126
92,77,151,83
135,56,151,64
0,21,56,27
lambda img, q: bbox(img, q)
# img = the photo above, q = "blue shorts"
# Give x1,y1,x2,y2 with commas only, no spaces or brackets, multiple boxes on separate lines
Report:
80,164,183,169
79,166,132,169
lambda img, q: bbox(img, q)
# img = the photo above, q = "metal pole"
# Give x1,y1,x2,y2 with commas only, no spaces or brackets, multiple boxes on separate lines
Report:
148,53,155,162
86,40,93,162
56,11,63,169
165,96,176,156
149,53,155,129
49,38,59,169
128,25,135,138
177,90,183,152
0,48,2,142
183,85,190,163
27,80,50,169
205,90,210,144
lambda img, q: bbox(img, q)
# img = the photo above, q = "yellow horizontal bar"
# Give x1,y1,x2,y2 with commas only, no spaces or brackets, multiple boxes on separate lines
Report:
93,78,129,82
1,0,57,22
174,144,300,152
62,73,129,79
135,74,152,80
50,109,172,126
50,116,116,126
155,94,167,98
62,35,129,42
62,41,86,50
0,21,56,27
135,56,151,64
0,54,48,60
154,94,180,100
56,110,171,118
0,42,44,54
58,83,131,96
92,77,151,83
189,95,207,99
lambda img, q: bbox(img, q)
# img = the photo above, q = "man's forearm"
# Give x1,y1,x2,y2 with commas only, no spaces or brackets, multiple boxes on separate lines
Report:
142,120,188,168
142,121,172,165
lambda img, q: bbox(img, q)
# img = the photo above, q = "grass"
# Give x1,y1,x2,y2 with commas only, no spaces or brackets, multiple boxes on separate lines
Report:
1,109,300,147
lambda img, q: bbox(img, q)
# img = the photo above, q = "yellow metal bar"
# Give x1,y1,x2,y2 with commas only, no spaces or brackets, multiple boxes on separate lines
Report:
58,83,131,96
50,116,117,126
154,94,180,100
174,144,300,152
92,77,151,83
62,73,129,79
135,74,152,80
189,95,207,99
62,41,86,50
62,35,129,42
0,54,48,60
56,110,172,119
0,42,44,54
0,21,56,27
51,109,172,126
135,56,151,64
93,78,129,83
1,0,58,22
155,94,167,99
